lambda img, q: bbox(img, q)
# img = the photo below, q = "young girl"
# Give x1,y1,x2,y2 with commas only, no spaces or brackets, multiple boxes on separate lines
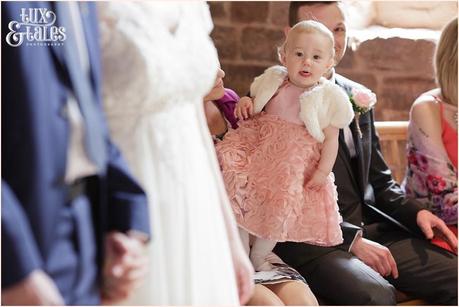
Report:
216,20,354,271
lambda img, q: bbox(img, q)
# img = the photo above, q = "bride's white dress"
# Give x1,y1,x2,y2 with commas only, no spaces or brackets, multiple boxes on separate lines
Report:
99,2,239,305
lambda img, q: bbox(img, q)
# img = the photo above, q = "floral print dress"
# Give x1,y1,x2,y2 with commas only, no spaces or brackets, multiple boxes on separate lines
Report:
402,102,457,252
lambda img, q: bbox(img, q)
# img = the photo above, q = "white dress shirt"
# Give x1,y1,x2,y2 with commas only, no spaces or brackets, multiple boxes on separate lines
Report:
64,3,98,184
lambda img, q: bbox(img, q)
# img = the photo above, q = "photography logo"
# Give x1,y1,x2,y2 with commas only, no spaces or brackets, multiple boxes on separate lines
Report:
6,8,66,47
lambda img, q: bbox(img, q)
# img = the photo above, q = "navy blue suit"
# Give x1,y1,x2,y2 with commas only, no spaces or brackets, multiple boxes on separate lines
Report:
2,2,150,304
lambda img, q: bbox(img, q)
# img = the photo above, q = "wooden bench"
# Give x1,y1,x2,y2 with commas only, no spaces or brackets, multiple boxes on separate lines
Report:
375,121,409,183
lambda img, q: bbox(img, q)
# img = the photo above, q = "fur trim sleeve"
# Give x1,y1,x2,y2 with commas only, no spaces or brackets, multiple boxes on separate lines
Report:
250,66,287,113
299,81,327,143
299,79,354,143
326,84,354,129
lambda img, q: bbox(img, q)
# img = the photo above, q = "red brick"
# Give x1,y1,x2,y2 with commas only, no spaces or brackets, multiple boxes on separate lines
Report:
220,64,267,97
241,27,285,62
231,2,269,23
209,1,227,21
334,71,378,92
377,77,435,120
211,25,239,60
357,38,436,75
374,108,408,121
269,2,289,26
337,48,356,70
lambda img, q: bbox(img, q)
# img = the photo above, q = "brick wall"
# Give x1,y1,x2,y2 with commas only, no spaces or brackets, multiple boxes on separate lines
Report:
210,2,288,100
209,1,441,121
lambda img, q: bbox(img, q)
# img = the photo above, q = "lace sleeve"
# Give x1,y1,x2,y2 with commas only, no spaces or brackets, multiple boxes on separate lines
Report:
98,2,152,116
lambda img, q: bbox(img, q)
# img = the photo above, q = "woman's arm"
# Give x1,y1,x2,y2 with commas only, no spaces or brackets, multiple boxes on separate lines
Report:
405,95,458,224
410,95,445,152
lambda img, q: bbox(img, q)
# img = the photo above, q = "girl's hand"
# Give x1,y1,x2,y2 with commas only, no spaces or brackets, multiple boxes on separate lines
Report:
234,96,254,120
304,169,328,191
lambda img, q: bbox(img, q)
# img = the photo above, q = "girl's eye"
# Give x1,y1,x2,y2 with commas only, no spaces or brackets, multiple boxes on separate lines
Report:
295,52,303,57
335,27,345,33
313,55,321,60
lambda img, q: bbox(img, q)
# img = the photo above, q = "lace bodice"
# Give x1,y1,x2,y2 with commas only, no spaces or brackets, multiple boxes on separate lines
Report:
99,1,219,116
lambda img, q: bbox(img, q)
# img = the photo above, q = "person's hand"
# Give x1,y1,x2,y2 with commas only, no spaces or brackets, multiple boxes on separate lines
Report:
304,169,328,190
350,236,399,279
1,270,64,305
417,209,458,253
101,231,149,304
230,239,255,305
234,96,254,120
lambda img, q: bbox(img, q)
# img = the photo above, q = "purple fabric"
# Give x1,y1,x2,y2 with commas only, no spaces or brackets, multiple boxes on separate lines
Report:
213,88,239,129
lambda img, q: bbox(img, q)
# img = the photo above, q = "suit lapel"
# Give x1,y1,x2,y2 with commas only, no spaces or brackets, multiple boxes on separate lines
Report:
337,129,354,175
350,119,366,194
79,2,100,95
48,2,66,74
50,2,100,98
335,75,366,195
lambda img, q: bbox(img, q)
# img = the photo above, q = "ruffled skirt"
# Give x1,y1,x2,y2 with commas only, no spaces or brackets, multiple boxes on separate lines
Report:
216,113,343,245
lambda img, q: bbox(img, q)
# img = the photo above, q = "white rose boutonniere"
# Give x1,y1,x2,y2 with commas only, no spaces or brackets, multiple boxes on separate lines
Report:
349,87,377,137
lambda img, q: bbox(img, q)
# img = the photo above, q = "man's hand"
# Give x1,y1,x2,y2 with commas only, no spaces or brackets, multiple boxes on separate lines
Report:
350,236,399,279
234,96,254,120
101,231,149,304
230,239,255,305
1,270,64,305
417,209,458,253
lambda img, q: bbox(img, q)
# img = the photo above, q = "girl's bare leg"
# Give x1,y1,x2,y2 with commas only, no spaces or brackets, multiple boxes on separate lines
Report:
246,284,285,306
266,281,319,306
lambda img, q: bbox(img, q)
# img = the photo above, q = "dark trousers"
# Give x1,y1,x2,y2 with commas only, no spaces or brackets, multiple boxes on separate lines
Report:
297,224,457,305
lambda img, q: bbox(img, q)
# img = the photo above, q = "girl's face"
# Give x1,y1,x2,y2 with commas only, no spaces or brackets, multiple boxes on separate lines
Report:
297,3,347,66
204,68,226,101
281,32,334,89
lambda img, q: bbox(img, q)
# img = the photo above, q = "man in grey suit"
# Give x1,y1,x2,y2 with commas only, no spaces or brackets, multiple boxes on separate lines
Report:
274,1,457,305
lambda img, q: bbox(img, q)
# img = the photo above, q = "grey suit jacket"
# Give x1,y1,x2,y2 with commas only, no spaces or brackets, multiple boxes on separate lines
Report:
274,74,426,266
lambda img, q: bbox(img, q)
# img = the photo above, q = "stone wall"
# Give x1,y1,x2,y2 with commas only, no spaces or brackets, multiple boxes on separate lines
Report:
338,33,436,121
210,2,288,101
209,1,455,121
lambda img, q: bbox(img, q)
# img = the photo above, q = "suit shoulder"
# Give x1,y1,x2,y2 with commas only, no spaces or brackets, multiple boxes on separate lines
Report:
335,74,370,93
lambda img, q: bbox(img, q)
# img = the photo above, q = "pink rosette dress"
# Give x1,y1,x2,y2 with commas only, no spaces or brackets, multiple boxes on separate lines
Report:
216,81,344,246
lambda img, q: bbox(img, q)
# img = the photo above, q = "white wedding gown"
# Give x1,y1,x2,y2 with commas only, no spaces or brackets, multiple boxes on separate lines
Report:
99,2,239,305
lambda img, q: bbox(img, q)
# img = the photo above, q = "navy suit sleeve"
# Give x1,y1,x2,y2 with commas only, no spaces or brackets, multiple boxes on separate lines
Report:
105,140,151,238
1,181,43,288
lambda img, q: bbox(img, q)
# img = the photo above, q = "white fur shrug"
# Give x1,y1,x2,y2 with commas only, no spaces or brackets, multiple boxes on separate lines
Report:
250,65,354,143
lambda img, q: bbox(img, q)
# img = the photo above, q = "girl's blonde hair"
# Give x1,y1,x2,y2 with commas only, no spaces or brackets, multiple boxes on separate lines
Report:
435,17,457,106
278,20,335,62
